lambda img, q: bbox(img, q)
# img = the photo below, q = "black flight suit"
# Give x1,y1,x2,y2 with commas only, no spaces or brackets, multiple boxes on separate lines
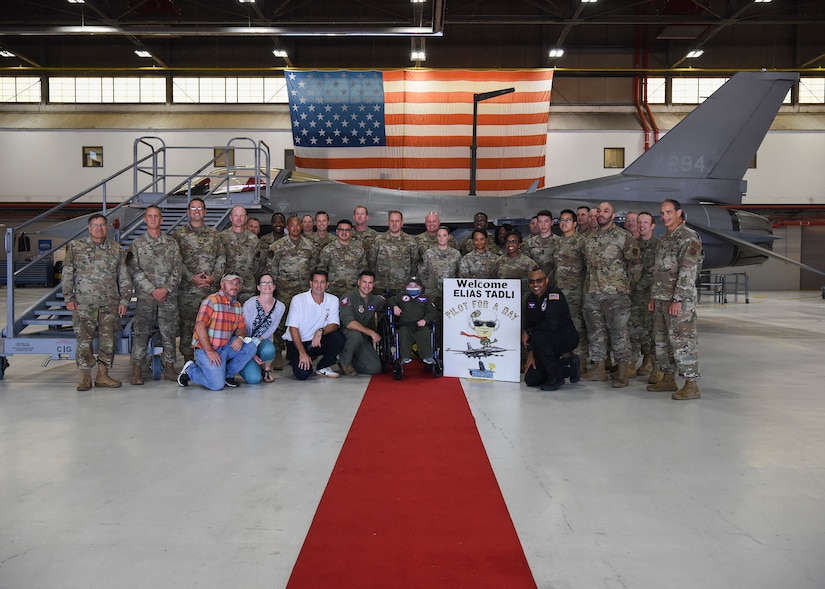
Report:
523,285,580,388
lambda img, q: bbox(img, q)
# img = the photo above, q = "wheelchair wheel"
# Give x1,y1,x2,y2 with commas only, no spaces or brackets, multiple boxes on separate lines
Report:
431,358,443,378
392,359,404,380
151,354,163,381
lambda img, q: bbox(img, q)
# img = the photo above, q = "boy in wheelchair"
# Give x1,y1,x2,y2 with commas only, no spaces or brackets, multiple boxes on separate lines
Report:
386,276,438,365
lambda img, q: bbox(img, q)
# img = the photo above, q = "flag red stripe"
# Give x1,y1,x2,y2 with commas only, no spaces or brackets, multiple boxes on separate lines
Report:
295,155,545,170
385,135,547,147
384,91,551,105
383,69,554,83
384,113,548,126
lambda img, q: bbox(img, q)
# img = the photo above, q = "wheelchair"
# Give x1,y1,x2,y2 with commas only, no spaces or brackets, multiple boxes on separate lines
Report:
377,306,443,380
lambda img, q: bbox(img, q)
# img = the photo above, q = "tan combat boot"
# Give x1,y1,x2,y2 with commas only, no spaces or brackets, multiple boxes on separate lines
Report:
579,357,590,380
77,369,92,391
611,361,629,388
637,354,654,376
272,350,285,371
583,361,608,381
647,364,663,384
163,362,178,381
95,363,122,388
646,371,677,392
672,379,701,400
131,364,144,386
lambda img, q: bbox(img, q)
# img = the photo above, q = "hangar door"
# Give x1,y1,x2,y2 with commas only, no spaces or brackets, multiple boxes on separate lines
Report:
800,225,825,290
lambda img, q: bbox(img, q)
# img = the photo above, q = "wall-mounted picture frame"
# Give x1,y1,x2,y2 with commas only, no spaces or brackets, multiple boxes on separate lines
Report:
82,146,103,167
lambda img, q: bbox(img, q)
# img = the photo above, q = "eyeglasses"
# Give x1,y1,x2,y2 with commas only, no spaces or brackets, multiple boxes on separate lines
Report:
473,321,496,328
528,278,547,284
337,228,352,232
259,281,274,286
559,218,574,223
189,206,204,211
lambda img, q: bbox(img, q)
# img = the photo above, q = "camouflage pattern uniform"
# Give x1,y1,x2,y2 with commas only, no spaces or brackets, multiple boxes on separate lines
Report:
458,250,498,279
220,228,259,302
415,232,458,261
352,227,380,261
582,225,641,364
338,289,386,374
494,253,537,304
316,240,367,298
459,233,499,255
418,246,461,305
651,224,703,378
62,237,133,370
310,232,336,260
263,235,317,356
368,231,420,294
554,232,587,357
172,224,225,361
632,235,661,358
523,233,560,282
127,231,182,367
254,231,284,275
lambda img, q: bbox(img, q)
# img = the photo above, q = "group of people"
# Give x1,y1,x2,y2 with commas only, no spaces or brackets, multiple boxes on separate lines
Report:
61,197,703,399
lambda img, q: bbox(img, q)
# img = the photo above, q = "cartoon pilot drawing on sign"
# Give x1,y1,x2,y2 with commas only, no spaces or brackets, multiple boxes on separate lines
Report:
462,309,499,347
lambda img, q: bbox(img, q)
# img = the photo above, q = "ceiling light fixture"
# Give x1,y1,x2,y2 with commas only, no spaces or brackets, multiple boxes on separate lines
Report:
239,0,256,3
67,0,85,4
411,50,426,61
686,49,705,58
134,49,152,58
548,48,564,58
272,49,288,58
0,50,16,58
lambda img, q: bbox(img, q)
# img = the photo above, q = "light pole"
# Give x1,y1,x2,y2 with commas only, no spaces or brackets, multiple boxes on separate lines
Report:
469,87,515,196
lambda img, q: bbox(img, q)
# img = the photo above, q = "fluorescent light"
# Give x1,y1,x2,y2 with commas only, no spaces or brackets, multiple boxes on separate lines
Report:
0,50,15,58
239,0,255,3
754,0,772,3
67,0,85,3
686,49,705,59
411,0,427,3
581,0,598,3
134,49,153,58
272,49,288,58
410,50,426,61
548,48,564,58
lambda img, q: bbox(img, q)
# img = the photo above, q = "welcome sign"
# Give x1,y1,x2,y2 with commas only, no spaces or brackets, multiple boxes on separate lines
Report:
442,278,522,382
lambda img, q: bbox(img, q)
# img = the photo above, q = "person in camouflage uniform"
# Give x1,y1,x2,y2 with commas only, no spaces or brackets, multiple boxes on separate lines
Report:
494,231,537,304
646,199,704,400
352,205,379,260
338,270,386,376
415,211,458,260
458,229,499,279
126,206,182,385
310,211,336,258
576,206,591,234
254,212,286,274
245,217,261,237
263,215,317,369
418,226,461,308
522,209,559,280
62,213,133,390
301,214,315,238
632,211,661,377
220,205,259,302
459,212,499,255
316,219,367,297
172,198,226,363
554,209,588,366
581,201,641,387
368,210,419,295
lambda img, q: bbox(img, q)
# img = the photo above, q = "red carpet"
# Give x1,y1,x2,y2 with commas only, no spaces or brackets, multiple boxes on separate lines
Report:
287,363,536,588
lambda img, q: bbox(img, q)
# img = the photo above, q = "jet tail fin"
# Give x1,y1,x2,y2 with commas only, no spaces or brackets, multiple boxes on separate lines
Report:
623,72,799,185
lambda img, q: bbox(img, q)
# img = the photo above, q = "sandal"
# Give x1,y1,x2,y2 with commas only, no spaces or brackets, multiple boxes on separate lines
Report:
262,369,274,383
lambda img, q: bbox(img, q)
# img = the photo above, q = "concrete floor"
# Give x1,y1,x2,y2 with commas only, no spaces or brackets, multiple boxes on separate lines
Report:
1,289,824,589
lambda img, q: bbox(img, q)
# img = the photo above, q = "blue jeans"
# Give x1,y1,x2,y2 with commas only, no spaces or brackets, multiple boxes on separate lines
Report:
189,341,257,390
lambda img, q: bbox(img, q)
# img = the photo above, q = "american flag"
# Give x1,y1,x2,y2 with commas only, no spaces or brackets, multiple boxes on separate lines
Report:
286,69,554,196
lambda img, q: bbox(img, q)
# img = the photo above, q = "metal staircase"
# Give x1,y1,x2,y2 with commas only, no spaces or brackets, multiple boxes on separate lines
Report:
1,136,267,379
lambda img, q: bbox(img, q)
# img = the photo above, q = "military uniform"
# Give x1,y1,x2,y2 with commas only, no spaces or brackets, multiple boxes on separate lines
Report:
220,228,259,302
459,233,499,255
368,231,419,294
316,240,368,298
554,232,587,357
172,224,225,361
494,252,537,303
126,231,182,368
352,227,379,260
263,235,317,359
523,233,560,281
651,224,703,379
254,231,284,275
632,235,661,359
582,225,641,366
415,232,458,261
523,285,580,388
62,236,133,370
458,250,498,279
418,246,461,303
310,232,336,260
338,289,386,374
387,292,438,361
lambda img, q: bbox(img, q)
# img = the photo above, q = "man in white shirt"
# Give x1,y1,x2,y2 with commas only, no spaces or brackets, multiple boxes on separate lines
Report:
283,269,345,380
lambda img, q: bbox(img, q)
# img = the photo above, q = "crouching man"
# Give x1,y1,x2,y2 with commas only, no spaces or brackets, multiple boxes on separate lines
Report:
523,268,580,391
283,269,345,380
177,274,257,390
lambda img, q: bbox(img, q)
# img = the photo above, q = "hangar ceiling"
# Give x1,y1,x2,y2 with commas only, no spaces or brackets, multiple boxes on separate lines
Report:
1,0,824,73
